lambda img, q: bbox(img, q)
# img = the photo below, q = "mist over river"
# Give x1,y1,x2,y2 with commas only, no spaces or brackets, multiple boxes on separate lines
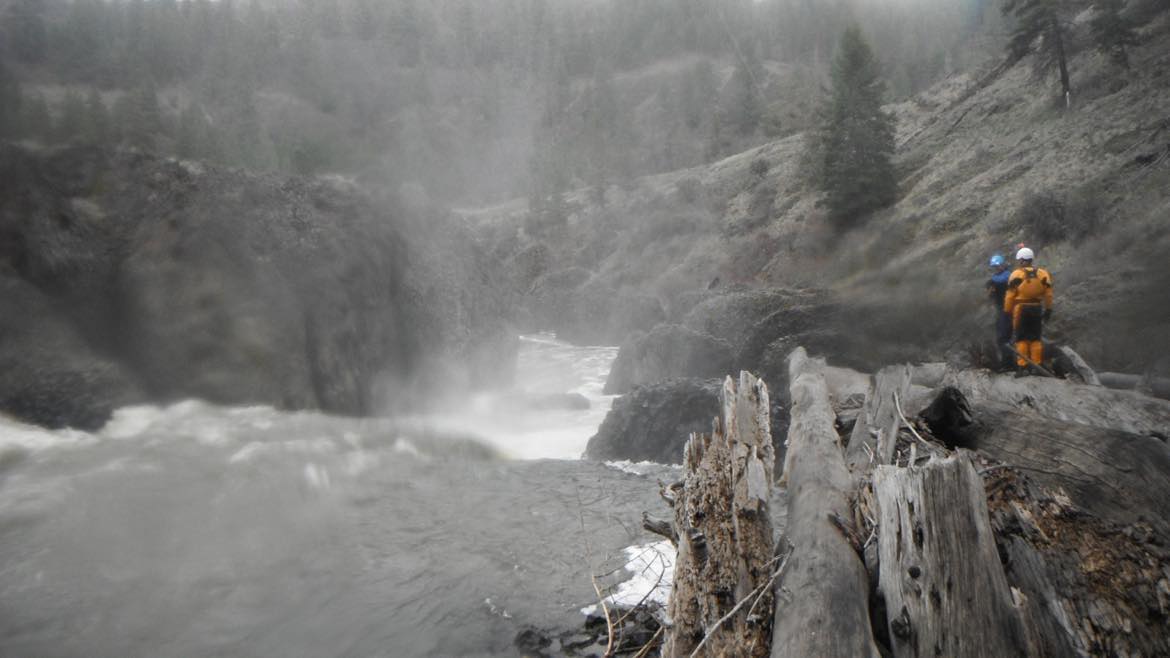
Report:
0,335,674,658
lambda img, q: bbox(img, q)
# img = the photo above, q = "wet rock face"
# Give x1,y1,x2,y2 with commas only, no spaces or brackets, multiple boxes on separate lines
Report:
0,144,514,427
0,277,142,430
604,324,736,395
585,378,723,464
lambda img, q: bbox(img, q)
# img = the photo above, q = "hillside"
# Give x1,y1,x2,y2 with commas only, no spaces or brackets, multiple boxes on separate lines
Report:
471,10,1170,376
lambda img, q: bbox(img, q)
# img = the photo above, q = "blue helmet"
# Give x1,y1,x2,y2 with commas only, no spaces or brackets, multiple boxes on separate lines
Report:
989,253,1006,267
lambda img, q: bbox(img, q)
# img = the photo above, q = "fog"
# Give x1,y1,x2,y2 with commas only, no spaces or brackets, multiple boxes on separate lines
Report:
0,0,1002,205
2,0,1169,656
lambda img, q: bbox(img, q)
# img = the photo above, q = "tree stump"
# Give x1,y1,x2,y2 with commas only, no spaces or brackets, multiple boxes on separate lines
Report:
664,371,775,658
873,454,1029,657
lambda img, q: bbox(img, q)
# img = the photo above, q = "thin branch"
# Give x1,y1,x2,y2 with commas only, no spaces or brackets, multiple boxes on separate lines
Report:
591,574,617,658
688,549,791,658
893,391,931,448
631,624,665,658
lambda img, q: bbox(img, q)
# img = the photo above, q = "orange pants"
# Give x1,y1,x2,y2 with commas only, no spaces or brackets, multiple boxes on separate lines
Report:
1014,340,1043,368
1011,303,1045,368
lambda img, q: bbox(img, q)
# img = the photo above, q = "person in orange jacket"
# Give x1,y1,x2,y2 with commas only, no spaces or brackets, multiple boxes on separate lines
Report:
1003,247,1054,374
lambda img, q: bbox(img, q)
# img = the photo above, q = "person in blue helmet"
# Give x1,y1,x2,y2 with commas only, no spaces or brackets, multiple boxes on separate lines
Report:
986,253,1013,370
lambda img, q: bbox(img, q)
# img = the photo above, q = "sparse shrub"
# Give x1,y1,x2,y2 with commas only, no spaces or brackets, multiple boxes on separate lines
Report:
750,157,770,179
1013,187,1104,245
628,207,705,253
675,176,704,205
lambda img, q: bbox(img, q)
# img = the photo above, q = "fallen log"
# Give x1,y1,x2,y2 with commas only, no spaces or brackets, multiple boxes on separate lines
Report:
920,387,1170,535
1050,345,1101,386
772,348,879,658
1098,371,1170,401
941,369,1170,438
873,454,1029,657
664,372,775,658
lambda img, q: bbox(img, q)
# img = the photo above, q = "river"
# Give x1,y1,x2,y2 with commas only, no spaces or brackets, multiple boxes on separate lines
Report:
0,335,676,658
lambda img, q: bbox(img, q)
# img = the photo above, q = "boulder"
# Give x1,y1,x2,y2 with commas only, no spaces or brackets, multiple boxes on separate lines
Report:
604,324,736,394
0,275,142,430
585,378,722,464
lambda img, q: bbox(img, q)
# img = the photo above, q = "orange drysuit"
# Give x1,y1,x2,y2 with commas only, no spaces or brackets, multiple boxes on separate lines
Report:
1003,266,1054,368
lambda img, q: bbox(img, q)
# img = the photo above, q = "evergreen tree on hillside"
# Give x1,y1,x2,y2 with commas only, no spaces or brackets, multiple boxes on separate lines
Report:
22,92,53,142
55,89,87,143
0,59,20,138
816,26,897,227
727,46,764,136
114,82,163,150
1003,0,1074,105
7,0,48,63
1091,0,1139,69
83,89,110,146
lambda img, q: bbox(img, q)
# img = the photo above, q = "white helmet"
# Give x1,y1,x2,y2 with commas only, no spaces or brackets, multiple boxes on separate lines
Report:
1016,247,1035,261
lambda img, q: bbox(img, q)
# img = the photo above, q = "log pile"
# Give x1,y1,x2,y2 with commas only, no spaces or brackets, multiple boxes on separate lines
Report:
650,348,1170,658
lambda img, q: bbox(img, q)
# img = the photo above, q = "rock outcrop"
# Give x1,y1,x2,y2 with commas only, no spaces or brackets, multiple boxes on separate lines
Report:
585,378,722,464
603,324,735,394
0,144,514,428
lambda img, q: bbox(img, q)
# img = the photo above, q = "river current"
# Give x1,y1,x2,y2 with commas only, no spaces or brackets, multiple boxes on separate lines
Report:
0,335,676,658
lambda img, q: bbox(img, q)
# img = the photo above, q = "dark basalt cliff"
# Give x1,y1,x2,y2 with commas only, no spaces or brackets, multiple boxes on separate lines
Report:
0,144,515,429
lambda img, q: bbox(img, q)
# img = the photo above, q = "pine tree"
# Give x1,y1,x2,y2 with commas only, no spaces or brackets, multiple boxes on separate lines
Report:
816,26,897,227
55,89,87,143
116,82,163,150
1090,0,1139,69
727,47,764,136
1003,0,1074,105
8,0,48,64
0,59,20,138
83,88,110,146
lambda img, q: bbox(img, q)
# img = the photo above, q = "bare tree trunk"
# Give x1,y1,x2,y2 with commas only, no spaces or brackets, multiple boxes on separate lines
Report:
941,369,1170,438
1098,371,1170,400
771,348,880,658
664,372,775,658
920,386,1170,536
1051,14,1072,107
873,455,1029,657
1050,345,1100,386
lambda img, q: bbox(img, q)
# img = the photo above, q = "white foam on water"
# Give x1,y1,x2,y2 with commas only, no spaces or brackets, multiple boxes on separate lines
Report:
604,460,679,476
581,540,676,616
402,332,619,460
0,415,93,453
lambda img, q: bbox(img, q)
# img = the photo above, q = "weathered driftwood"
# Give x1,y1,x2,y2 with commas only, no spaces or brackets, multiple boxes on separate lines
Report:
822,364,872,410
1051,345,1101,386
772,348,879,658
873,455,1029,657
920,387,1170,535
984,467,1170,657
1098,371,1170,401
844,365,913,472
941,369,1170,438
909,363,947,389
664,372,775,658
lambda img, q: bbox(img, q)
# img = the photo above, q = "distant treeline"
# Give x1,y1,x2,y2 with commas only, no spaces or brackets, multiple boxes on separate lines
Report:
0,0,1002,204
